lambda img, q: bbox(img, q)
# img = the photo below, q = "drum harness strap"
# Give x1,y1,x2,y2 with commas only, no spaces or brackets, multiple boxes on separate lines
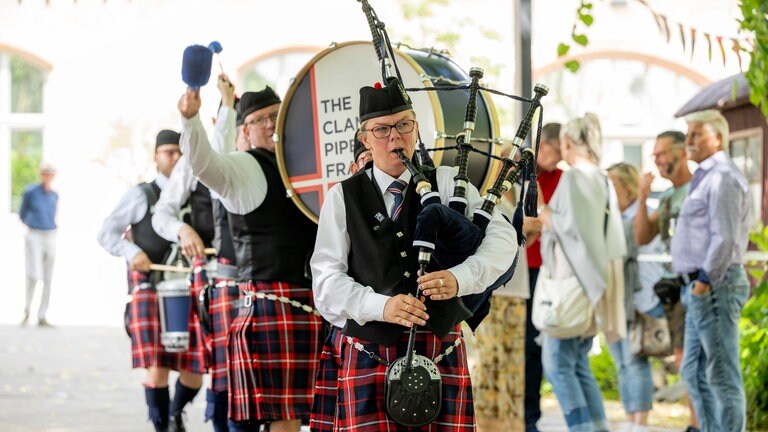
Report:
344,334,463,367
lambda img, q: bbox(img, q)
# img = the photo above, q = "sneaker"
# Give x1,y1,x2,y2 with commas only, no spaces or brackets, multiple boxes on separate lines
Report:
169,412,186,432
38,318,54,328
20,312,29,326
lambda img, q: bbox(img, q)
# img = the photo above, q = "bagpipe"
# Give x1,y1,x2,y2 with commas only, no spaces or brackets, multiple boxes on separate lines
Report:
354,0,548,426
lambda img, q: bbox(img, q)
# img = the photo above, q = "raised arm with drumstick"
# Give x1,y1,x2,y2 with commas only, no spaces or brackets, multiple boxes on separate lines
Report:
152,71,241,431
178,67,322,432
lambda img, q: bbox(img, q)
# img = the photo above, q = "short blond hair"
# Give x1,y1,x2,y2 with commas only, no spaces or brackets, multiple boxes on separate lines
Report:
684,109,729,150
607,162,639,201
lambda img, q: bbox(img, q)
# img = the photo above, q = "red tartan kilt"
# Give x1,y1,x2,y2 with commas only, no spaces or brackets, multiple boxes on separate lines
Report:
189,257,241,392
337,326,475,431
127,270,206,374
309,325,344,432
227,280,324,423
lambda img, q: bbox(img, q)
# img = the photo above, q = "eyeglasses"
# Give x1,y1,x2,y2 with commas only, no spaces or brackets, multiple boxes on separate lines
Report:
245,112,279,128
365,119,416,139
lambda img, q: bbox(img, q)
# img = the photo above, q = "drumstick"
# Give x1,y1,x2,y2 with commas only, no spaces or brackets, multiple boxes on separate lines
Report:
204,248,217,255
149,264,192,273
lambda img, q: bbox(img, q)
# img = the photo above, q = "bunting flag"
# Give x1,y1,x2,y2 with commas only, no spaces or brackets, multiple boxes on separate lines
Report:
678,23,687,53
690,28,697,60
705,33,713,63
732,39,743,71
634,0,753,68
716,36,727,67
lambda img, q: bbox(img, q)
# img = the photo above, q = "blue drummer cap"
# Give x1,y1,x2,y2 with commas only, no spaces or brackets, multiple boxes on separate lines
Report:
238,86,281,121
359,77,413,122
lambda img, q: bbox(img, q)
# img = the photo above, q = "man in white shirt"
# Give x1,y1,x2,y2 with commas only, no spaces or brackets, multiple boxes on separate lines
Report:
310,79,516,430
97,130,204,432
178,86,322,432
152,74,238,432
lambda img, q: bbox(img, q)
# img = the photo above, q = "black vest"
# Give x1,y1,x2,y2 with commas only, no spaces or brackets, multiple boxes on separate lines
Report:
214,199,236,263
227,149,317,284
341,169,471,346
132,181,173,265
186,181,215,248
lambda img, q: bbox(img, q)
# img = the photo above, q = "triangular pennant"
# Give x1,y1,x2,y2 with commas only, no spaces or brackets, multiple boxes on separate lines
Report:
652,12,665,38
732,39,743,71
678,23,687,53
690,28,697,60
716,36,727,66
705,33,713,63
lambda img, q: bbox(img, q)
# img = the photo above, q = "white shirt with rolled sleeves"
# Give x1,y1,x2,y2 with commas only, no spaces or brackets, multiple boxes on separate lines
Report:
152,105,237,241
180,111,267,216
311,164,518,329
96,174,169,262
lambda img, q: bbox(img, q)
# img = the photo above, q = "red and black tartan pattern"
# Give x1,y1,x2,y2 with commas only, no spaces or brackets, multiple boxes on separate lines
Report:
336,326,474,431
227,280,324,423
309,325,344,432
126,270,206,373
190,255,242,393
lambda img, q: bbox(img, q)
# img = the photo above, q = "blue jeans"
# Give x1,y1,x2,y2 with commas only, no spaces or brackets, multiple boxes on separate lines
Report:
608,327,653,414
681,266,748,432
542,335,608,432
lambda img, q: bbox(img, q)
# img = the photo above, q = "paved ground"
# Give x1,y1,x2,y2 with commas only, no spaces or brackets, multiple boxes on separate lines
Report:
0,324,688,431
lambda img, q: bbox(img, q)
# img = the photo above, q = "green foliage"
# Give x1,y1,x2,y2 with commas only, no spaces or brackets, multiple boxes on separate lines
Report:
589,341,620,401
564,60,581,73
742,224,768,430
557,1,595,72
737,0,768,120
10,131,43,213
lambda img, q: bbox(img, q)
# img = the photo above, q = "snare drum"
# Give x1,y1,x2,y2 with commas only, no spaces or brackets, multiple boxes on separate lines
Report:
275,41,501,223
157,278,192,352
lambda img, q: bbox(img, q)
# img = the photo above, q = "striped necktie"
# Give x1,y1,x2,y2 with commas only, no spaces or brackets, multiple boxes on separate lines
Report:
388,179,407,221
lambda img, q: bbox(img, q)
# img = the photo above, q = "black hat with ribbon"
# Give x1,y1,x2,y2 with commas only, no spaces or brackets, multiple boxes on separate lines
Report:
359,77,413,122
238,86,281,122
353,131,367,162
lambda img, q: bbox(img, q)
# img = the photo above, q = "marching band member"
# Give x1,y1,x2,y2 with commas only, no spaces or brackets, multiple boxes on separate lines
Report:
151,74,238,432
308,130,372,432
177,86,322,432
97,130,205,432
310,82,517,431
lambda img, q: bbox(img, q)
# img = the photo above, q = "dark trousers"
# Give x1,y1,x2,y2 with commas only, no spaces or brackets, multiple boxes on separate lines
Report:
525,267,543,431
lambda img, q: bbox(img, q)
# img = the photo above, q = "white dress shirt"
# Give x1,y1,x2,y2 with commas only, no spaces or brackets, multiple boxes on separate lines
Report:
180,112,267,215
311,165,518,329
97,174,169,262
152,106,236,241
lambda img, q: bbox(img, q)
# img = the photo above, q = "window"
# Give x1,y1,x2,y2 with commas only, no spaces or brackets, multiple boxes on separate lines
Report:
730,128,763,225
537,56,702,173
239,49,318,96
0,50,47,213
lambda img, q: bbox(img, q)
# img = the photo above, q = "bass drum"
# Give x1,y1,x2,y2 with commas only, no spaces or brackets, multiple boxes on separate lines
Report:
275,41,501,223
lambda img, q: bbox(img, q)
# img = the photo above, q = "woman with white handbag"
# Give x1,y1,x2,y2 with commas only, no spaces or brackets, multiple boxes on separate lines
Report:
534,113,627,432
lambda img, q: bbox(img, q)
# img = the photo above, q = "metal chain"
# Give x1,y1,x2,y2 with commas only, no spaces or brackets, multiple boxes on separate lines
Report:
241,289,322,317
345,335,463,367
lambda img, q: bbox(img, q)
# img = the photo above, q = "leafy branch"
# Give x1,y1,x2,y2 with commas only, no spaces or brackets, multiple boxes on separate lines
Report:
557,0,594,73
738,0,768,120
